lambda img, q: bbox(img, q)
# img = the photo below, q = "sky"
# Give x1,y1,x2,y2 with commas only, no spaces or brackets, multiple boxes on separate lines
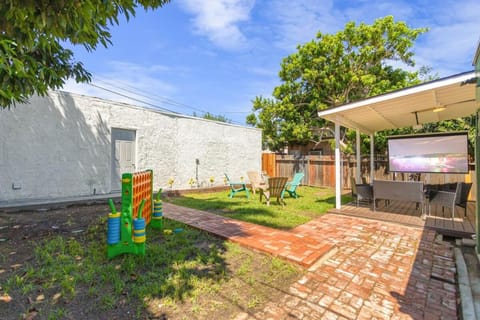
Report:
62,0,480,125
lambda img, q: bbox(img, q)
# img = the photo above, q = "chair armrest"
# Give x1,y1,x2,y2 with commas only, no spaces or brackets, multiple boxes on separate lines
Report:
429,191,456,207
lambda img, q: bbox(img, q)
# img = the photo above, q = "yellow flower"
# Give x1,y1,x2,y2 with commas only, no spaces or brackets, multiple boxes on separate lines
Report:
209,176,215,183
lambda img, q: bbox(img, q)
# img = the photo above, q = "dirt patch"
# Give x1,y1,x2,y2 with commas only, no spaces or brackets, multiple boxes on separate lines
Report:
0,203,110,266
0,203,302,319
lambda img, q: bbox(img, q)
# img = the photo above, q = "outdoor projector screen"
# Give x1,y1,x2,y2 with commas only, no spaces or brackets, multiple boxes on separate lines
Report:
387,132,469,173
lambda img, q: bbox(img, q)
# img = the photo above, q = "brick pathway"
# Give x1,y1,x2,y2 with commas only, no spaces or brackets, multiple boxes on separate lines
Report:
163,203,335,267
163,203,458,319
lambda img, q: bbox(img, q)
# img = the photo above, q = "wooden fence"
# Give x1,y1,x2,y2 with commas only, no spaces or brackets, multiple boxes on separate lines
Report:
262,153,476,200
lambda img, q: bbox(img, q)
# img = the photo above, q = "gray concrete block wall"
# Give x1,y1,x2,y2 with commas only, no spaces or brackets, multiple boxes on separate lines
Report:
0,91,262,202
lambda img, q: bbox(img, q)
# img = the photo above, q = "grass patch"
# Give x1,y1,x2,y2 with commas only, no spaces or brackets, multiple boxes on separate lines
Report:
0,216,302,319
165,186,351,229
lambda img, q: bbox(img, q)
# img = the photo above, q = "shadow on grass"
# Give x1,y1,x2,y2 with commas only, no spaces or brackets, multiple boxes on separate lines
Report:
167,195,294,230
317,194,352,206
0,215,234,319
164,187,352,231
165,192,314,230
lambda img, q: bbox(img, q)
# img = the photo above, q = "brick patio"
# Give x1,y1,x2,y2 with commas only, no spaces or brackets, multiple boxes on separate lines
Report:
164,203,458,319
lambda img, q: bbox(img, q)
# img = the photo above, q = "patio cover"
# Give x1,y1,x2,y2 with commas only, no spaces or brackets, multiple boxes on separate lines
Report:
317,70,479,251
317,71,477,135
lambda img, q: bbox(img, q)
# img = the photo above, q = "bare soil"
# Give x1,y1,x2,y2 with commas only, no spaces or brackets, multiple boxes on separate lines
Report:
0,203,109,268
0,202,301,320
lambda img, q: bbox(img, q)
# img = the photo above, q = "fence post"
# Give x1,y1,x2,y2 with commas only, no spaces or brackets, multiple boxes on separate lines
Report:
306,155,310,186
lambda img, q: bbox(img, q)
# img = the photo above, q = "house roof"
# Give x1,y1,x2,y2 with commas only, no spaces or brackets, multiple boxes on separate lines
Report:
317,71,478,135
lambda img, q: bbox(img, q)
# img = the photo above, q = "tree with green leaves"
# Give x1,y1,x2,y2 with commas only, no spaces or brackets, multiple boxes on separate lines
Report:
247,16,427,152
0,0,170,108
192,112,232,123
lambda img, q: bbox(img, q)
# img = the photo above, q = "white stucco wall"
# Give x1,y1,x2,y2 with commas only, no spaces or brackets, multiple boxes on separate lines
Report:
0,91,262,202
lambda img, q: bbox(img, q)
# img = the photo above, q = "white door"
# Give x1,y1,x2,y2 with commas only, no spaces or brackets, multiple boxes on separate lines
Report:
111,129,136,192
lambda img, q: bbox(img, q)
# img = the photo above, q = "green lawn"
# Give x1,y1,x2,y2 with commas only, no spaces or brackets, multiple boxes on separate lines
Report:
1,214,302,319
165,186,352,230
0,186,353,319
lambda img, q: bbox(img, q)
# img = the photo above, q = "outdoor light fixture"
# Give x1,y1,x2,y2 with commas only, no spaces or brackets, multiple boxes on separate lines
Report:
432,106,446,112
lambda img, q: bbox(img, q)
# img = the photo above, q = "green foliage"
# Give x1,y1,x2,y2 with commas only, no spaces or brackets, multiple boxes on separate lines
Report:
193,111,232,123
247,16,427,152
0,0,170,108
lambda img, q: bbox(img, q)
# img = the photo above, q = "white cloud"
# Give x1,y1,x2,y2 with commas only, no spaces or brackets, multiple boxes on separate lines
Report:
246,66,277,77
61,61,178,110
337,0,479,76
265,0,420,52
265,0,478,76
342,1,413,24
178,0,255,50
412,0,480,76
264,0,342,51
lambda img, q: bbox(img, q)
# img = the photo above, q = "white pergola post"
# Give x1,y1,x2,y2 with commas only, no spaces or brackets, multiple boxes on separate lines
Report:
335,121,341,209
474,56,479,255
356,130,361,182
370,134,375,183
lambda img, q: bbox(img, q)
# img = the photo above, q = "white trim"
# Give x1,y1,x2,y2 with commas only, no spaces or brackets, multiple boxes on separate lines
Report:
332,114,374,135
356,130,361,182
370,134,374,183
318,71,476,118
473,38,480,65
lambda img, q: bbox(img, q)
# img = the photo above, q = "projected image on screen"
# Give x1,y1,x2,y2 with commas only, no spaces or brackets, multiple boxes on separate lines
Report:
388,133,469,173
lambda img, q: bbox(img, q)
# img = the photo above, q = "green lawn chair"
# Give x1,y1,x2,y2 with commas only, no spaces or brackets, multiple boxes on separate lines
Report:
282,172,305,199
224,173,250,199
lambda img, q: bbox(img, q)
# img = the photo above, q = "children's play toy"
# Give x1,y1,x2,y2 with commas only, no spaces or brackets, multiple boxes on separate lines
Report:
107,170,154,259
150,188,164,230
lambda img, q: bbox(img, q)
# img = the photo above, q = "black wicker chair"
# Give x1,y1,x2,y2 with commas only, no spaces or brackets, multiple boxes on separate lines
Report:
428,182,472,219
350,177,373,207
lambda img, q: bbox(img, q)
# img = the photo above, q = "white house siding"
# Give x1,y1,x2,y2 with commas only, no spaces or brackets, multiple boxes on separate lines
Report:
0,91,262,202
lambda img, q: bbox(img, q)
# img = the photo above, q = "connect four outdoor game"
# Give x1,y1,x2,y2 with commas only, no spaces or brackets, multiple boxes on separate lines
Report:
107,170,160,259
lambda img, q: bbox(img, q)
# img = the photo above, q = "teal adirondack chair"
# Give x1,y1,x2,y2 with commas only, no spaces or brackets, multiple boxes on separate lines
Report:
282,172,305,199
224,173,250,199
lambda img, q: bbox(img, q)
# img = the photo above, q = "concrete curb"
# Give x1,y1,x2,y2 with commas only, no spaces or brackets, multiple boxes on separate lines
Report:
454,247,477,320
0,193,121,212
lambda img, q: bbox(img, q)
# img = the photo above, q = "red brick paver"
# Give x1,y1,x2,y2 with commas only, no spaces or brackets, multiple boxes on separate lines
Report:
163,203,458,319
163,203,335,267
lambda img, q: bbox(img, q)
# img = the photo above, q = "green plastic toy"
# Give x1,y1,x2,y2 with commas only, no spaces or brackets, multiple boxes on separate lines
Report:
151,188,164,230
107,172,151,259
